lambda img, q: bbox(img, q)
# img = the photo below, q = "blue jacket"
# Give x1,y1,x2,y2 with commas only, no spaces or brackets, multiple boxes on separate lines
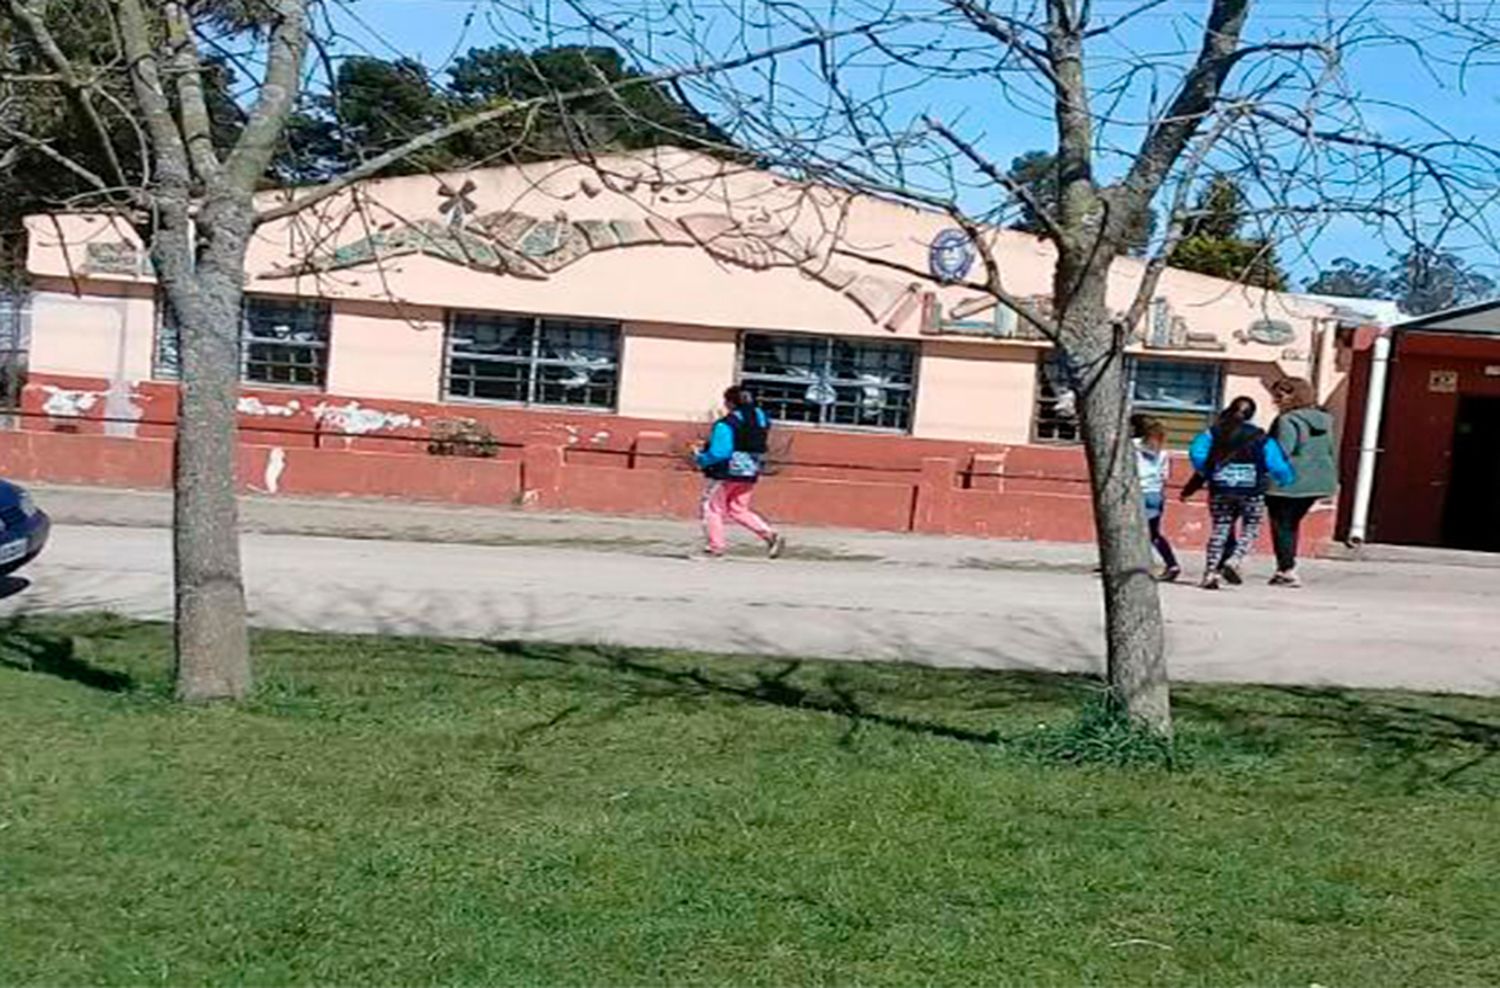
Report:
697,406,770,480
1189,426,1294,494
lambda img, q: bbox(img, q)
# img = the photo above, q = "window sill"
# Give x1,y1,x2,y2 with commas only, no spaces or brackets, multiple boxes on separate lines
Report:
242,380,329,393
442,395,620,415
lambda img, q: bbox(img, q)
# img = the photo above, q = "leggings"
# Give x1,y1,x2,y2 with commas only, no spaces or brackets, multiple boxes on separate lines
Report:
1206,493,1265,573
1144,497,1178,570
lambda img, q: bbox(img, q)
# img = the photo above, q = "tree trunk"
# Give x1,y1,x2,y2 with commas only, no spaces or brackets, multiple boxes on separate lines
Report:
1059,261,1172,735
161,196,252,701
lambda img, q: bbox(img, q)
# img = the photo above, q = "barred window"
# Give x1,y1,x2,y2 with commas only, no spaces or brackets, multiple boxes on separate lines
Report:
0,293,30,412
444,311,619,409
1035,355,1080,442
153,294,179,380
242,297,330,387
739,332,916,432
1131,358,1222,447
1033,353,1221,446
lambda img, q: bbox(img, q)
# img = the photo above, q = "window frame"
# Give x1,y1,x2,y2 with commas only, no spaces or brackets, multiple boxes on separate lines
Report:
441,309,622,412
0,292,30,413
152,291,179,381
153,294,332,389
1031,351,1224,446
736,330,920,434
240,296,332,390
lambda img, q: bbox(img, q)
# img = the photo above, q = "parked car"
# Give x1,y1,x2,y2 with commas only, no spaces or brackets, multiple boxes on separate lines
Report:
0,480,49,575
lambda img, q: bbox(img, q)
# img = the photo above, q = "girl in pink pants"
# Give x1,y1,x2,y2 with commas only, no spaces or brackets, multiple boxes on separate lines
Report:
695,385,786,559
702,479,779,556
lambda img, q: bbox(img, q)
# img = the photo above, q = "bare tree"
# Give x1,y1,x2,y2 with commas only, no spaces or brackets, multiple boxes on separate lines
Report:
0,0,857,700
4,0,1493,727
528,0,1500,733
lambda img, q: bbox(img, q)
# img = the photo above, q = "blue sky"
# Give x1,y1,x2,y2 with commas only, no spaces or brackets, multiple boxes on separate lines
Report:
325,0,1500,285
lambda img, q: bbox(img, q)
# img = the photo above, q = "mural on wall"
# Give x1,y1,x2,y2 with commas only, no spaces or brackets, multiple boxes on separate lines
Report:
928,229,976,283
71,203,1309,360
922,290,1316,363
83,242,151,277
1238,318,1296,346
921,293,1046,340
261,204,931,333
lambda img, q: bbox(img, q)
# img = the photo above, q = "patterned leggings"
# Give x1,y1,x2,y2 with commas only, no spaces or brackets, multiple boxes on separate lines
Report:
1206,493,1265,573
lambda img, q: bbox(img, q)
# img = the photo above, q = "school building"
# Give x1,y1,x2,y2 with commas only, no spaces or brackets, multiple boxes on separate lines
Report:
7,148,1373,547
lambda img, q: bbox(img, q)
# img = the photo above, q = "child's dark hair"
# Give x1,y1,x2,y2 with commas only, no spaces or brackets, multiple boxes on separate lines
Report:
723,384,755,407
1212,396,1258,443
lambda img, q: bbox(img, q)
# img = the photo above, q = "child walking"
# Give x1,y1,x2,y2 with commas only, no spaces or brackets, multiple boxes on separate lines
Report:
1132,414,1181,583
695,385,786,559
1187,397,1295,590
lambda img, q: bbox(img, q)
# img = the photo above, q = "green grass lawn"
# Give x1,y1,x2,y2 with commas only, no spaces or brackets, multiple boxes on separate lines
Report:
2,614,1498,987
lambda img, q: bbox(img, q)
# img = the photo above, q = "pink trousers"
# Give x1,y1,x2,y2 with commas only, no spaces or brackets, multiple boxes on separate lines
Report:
702,480,773,553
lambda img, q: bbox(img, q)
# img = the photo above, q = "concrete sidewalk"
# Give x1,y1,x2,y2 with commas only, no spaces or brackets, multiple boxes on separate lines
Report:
11,520,1500,695
30,483,1105,571
12,485,1500,696
32,482,1500,573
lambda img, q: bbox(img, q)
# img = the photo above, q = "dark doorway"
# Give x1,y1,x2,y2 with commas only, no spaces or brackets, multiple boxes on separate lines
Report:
1442,396,1500,552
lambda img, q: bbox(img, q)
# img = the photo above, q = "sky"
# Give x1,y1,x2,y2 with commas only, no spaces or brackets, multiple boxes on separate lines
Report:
318,0,1500,286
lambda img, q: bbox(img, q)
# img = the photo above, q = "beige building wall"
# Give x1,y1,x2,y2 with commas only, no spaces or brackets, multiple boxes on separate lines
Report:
1223,361,1280,423
326,303,445,403
29,282,156,383
618,322,737,422
913,341,1039,444
22,151,1354,446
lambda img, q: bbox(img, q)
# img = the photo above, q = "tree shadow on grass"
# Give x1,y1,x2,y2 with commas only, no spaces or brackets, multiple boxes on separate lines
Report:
1174,684,1500,788
0,616,137,693
485,638,1099,749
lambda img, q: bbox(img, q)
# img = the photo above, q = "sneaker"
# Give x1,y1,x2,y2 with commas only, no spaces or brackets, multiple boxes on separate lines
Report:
766,532,786,560
1200,573,1221,591
690,549,726,562
1157,566,1182,584
1220,562,1244,586
1269,572,1302,588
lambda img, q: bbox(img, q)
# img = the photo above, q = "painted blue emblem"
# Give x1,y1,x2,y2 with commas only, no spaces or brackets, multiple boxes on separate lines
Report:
928,228,975,282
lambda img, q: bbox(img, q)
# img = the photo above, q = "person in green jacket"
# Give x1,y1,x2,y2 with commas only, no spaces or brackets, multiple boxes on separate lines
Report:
1266,377,1339,588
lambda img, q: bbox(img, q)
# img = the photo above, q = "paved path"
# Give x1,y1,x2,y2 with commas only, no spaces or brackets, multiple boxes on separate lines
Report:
8,519,1499,695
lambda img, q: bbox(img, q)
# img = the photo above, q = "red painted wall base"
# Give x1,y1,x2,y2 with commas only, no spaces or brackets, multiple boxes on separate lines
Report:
10,374,1335,555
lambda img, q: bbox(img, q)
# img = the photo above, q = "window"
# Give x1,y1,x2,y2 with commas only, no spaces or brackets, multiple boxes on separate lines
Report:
444,311,619,409
152,295,330,386
739,332,917,432
1035,355,1080,442
0,293,29,412
242,297,330,387
1033,353,1221,446
153,294,179,380
1131,358,1222,446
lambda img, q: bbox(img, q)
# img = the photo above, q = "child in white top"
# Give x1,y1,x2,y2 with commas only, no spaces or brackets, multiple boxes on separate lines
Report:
1132,414,1181,582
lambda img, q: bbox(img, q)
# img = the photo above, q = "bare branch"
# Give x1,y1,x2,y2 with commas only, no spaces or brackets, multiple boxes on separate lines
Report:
926,116,1066,243
1045,0,1100,239
163,0,222,183
949,0,1060,85
4,0,129,187
256,23,889,225
114,0,191,189
225,0,307,191
0,120,109,191
1118,0,1252,210
1123,111,1238,332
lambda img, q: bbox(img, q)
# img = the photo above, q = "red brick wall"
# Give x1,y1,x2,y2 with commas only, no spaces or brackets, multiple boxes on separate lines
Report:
9,372,1334,554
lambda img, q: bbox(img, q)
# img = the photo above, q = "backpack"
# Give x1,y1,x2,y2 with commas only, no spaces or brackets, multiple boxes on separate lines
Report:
712,406,769,480
1182,424,1267,498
